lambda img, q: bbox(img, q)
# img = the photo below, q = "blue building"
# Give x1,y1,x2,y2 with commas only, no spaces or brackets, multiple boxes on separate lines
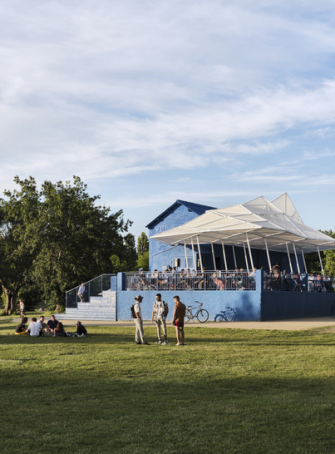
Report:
146,200,215,271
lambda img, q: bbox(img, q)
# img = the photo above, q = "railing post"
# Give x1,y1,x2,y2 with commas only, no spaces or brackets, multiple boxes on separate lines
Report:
88,281,90,303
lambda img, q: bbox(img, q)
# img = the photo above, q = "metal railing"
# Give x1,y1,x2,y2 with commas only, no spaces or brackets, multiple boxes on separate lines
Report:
263,272,334,293
125,270,256,291
65,274,116,308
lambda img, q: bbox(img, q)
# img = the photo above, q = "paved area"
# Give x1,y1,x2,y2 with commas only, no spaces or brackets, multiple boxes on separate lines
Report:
13,317,335,331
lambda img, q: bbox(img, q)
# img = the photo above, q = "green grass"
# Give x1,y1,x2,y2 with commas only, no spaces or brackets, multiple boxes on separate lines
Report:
1,319,335,454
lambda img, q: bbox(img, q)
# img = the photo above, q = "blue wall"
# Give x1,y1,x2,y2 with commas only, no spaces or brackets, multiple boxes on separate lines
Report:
117,289,261,322
261,291,334,321
117,271,262,322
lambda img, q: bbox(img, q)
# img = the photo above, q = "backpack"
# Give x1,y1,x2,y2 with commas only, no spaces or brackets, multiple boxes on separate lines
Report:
162,301,169,317
131,304,137,319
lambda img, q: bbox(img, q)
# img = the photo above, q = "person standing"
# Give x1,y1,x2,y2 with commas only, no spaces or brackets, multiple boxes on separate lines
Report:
78,282,86,302
151,293,169,345
134,295,149,345
19,299,25,317
172,295,186,346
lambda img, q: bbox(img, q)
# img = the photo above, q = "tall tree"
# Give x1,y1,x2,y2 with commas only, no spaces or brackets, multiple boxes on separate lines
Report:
0,175,134,314
137,232,149,256
0,177,40,314
34,176,131,311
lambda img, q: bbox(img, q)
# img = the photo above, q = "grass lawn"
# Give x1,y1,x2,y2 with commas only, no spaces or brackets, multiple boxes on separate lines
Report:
1,319,335,454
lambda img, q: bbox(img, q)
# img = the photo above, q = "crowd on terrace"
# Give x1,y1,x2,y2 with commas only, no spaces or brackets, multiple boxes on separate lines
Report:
126,266,333,293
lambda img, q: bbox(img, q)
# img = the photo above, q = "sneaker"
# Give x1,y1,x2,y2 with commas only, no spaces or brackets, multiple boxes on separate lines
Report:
165,340,169,344
176,343,181,346
142,342,150,345
155,341,162,344
161,342,166,345
135,341,141,344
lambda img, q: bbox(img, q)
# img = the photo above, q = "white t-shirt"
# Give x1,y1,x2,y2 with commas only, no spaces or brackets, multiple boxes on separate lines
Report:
153,301,166,319
28,321,41,336
134,302,142,318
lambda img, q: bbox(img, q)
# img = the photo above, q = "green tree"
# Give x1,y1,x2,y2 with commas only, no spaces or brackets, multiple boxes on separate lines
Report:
324,230,335,276
33,176,131,311
0,176,40,314
137,232,149,256
137,251,149,270
0,175,134,314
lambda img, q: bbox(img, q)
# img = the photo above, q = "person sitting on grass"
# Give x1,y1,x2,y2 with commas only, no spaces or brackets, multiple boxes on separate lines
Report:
15,317,28,335
26,317,42,337
46,315,58,335
39,315,47,334
73,321,87,337
54,322,67,337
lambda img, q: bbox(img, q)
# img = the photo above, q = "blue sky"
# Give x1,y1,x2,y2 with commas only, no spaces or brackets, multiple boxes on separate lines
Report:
1,0,335,240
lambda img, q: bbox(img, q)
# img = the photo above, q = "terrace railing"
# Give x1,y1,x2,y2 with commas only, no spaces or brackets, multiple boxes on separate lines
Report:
263,272,334,293
125,270,256,292
65,274,116,309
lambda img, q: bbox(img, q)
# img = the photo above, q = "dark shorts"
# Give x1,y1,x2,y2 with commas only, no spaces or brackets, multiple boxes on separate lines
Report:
173,321,184,329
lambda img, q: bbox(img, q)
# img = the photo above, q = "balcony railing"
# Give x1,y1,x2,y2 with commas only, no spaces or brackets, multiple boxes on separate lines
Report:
65,274,116,308
125,270,256,292
263,272,334,293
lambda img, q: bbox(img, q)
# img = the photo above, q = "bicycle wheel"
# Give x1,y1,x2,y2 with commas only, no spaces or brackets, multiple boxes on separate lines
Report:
185,309,192,323
197,309,209,323
214,314,225,322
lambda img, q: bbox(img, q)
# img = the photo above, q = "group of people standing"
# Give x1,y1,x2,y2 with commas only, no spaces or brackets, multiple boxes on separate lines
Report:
133,293,186,346
15,314,87,337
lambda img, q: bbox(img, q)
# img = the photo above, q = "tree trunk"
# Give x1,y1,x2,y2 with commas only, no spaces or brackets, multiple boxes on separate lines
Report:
5,290,17,315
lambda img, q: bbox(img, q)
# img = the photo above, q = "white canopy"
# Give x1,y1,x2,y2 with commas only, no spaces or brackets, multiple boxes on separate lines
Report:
151,193,335,254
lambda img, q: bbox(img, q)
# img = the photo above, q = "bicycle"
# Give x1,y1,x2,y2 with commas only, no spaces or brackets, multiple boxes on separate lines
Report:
185,301,209,323
214,307,238,322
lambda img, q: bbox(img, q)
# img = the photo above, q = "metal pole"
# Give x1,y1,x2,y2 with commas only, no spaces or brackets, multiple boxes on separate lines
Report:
191,238,196,271
302,250,307,273
232,246,237,269
317,247,325,276
243,244,249,272
292,243,300,274
264,238,271,271
222,241,228,271
246,233,254,269
184,242,189,269
211,243,216,271
286,243,293,274
197,236,203,271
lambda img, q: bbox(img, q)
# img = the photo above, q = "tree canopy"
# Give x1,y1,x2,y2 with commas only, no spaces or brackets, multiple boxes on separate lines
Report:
0,176,135,314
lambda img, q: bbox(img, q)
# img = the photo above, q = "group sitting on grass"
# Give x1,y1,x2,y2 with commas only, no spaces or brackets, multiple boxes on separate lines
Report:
15,315,87,338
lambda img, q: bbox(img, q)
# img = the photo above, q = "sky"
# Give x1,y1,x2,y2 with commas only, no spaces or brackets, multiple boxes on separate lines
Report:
1,0,335,240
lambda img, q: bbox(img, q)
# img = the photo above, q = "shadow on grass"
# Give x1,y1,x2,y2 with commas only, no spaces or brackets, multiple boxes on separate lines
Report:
0,370,335,454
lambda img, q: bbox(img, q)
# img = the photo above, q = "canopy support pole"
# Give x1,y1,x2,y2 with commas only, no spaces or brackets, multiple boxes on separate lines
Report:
292,243,300,274
232,246,237,269
286,243,293,274
184,242,189,270
317,247,324,276
191,238,196,271
264,239,271,271
221,241,228,271
197,236,203,271
243,244,249,272
246,233,254,269
211,243,216,271
302,250,307,273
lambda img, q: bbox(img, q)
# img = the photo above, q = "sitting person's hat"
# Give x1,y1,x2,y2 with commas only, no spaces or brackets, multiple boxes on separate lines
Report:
135,295,143,301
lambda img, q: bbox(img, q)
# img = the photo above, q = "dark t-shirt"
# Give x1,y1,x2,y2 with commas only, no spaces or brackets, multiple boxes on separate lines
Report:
47,319,58,329
15,322,26,333
77,325,87,335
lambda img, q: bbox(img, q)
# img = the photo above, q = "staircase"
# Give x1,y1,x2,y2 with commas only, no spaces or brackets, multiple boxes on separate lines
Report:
58,290,117,321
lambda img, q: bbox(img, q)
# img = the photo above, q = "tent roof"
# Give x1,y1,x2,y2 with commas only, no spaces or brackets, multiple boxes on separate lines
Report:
151,193,335,253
